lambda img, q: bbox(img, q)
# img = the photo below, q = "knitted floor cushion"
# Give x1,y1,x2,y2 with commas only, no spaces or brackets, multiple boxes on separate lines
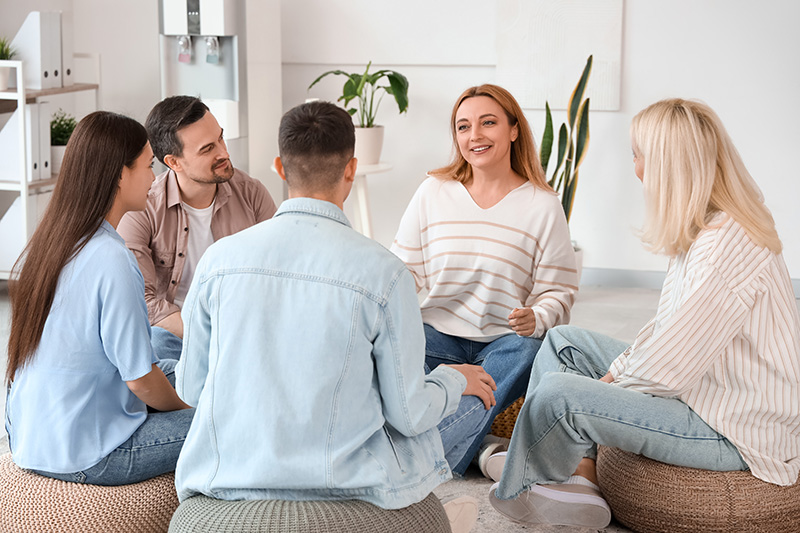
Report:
0,453,178,533
168,492,451,533
596,446,800,533
490,396,524,439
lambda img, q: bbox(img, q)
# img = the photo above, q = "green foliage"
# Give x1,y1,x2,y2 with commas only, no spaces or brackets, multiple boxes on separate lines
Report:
0,37,16,60
51,109,77,146
308,61,409,128
540,55,592,223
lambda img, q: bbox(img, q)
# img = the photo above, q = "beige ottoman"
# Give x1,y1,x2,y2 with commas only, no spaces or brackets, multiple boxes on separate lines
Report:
169,492,451,533
0,453,178,533
596,446,800,533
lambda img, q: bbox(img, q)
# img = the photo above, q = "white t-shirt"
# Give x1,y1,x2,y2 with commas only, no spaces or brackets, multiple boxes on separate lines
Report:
174,200,215,308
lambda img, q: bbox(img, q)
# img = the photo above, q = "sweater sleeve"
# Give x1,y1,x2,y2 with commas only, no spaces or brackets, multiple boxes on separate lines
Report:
524,197,579,337
390,180,429,293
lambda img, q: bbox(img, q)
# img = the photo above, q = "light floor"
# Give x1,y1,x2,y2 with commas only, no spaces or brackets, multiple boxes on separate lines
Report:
1,283,797,532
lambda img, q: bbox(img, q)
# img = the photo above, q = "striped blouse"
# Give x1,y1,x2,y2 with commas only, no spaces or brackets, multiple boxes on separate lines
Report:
391,177,578,342
609,213,800,486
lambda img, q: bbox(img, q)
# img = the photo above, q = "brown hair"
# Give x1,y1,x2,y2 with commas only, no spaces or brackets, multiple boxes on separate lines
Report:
6,111,148,383
430,84,551,190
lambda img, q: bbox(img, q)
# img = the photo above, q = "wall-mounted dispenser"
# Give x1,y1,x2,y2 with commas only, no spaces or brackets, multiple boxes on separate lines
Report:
158,0,248,169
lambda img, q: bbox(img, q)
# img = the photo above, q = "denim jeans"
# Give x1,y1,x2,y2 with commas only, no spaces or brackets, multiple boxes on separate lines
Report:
151,326,184,361
495,325,749,500
31,359,194,486
424,324,542,475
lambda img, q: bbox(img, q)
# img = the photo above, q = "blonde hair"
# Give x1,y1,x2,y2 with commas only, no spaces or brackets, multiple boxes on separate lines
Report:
430,84,551,191
631,98,781,256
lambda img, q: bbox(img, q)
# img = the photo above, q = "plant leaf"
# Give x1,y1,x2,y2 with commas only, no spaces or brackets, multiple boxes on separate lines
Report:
540,102,554,173
387,72,409,113
573,98,591,170
552,123,569,185
561,143,574,221
567,55,593,129
307,69,351,90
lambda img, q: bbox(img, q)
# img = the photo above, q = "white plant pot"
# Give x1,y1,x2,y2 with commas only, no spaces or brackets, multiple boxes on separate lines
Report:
51,145,67,175
0,67,11,91
354,126,384,166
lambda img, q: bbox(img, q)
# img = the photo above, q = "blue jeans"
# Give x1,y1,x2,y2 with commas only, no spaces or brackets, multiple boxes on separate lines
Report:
424,324,542,475
151,326,183,361
495,325,748,500
32,359,194,486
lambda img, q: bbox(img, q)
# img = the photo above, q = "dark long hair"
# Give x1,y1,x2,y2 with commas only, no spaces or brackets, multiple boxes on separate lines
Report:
6,111,148,383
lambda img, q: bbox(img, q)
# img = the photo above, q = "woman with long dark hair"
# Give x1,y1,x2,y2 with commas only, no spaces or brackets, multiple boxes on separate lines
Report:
4,111,193,485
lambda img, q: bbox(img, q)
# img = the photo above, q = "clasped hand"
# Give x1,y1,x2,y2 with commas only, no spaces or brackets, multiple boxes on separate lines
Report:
448,364,497,410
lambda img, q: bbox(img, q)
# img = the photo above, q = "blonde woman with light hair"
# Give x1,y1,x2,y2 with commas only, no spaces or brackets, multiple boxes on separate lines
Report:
487,98,800,528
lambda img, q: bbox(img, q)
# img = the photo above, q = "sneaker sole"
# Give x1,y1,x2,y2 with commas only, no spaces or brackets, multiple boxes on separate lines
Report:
478,444,506,478
485,451,506,482
489,482,611,528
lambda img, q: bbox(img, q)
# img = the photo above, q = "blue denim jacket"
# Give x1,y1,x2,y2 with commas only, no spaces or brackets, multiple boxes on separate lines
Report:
175,198,467,509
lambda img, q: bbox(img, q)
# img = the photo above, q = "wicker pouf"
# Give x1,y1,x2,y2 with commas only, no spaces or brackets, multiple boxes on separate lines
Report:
168,492,451,533
490,396,524,439
0,453,178,533
596,446,800,533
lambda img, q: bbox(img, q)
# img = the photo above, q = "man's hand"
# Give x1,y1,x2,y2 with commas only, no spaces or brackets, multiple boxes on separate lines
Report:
508,307,536,337
447,364,497,410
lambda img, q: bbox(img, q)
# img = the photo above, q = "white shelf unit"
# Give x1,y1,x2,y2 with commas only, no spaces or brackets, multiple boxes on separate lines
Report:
0,59,98,279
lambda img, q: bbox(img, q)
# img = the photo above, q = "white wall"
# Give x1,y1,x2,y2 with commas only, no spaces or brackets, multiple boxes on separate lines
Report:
282,0,800,285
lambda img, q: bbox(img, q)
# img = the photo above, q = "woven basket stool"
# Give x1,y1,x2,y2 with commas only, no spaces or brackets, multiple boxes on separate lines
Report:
490,396,524,439
596,446,800,533
169,492,451,533
0,453,178,533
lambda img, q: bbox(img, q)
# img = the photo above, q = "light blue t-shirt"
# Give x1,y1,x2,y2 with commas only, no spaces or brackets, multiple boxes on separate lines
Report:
6,221,157,473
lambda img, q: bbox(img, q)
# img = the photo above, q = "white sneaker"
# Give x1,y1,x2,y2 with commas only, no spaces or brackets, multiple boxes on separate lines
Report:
484,451,506,482
489,480,611,528
441,495,479,533
476,435,509,479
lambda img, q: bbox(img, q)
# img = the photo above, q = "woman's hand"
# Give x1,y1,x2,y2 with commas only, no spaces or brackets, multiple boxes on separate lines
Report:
508,307,536,337
599,371,614,383
447,364,497,410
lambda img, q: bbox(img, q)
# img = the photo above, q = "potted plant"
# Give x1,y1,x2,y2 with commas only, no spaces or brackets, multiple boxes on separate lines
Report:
308,61,409,165
538,55,592,277
0,36,16,91
50,109,77,174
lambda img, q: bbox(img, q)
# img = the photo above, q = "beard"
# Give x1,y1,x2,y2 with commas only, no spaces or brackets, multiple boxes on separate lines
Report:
191,159,234,184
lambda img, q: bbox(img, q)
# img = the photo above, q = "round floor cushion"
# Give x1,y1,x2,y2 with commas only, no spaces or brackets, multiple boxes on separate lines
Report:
0,453,178,533
169,492,451,533
596,446,800,533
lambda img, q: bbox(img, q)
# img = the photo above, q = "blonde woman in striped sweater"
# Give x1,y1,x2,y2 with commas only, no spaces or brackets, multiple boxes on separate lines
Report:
391,85,579,477
489,98,800,528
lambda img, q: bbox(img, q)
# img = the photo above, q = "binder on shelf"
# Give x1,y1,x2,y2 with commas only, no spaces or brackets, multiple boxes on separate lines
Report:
0,103,41,182
0,196,28,273
38,101,52,180
60,10,75,87
11,11,63,90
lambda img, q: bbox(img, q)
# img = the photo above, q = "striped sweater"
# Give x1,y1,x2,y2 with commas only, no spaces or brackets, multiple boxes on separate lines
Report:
610,213,800,486
391,176,578,342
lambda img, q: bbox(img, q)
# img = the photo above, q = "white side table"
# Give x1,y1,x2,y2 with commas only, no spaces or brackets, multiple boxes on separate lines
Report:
351,162,391,238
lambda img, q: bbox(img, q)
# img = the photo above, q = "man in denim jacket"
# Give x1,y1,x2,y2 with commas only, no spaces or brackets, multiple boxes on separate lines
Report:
174,102,496,515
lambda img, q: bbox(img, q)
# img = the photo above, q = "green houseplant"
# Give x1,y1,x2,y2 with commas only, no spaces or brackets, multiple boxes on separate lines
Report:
540,55,592,224
0,36,17,91
308,61,409,164
50,109,77,174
